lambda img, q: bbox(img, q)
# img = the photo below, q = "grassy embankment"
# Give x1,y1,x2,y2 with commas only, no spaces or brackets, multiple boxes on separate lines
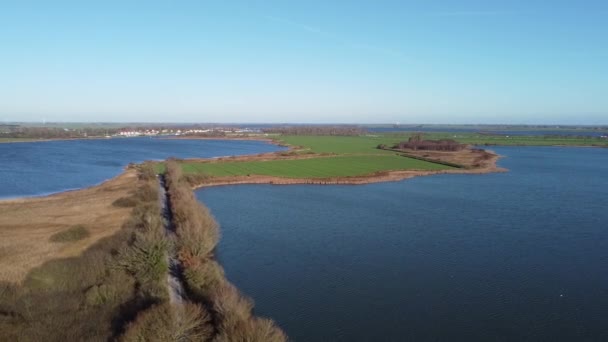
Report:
0,164,172,340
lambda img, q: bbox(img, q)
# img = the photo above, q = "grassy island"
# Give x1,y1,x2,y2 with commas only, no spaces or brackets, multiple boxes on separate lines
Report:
160,135,503,188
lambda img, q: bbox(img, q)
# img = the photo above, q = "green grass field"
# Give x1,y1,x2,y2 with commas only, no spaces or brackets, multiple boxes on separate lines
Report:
181,155,453,178
167,132,606,180
277,135,396,154
172,135,455,179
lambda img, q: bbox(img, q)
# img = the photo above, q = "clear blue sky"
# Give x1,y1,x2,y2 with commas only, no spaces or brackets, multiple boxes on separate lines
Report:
1,0,606,124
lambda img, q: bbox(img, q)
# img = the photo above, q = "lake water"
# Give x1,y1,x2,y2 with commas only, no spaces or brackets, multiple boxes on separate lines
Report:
196,146,608,341
0,138,283,199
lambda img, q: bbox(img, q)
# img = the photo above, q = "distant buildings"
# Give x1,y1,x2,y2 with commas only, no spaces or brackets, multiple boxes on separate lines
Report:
114,127,257,137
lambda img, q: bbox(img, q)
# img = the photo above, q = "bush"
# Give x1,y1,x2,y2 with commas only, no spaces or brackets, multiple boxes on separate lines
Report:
212,284,286,342
0,174,170,341
182,173,211,187
0,229,137,341
49,225,90,243
165,161,219,258
138,162,157,181
113,196,139,208
214,318,287,342
183,259,225,299
121,303,213,342
115,230,169,301
211,284,253,333
134,182,159,203
123,202,163,233
163,160,287,341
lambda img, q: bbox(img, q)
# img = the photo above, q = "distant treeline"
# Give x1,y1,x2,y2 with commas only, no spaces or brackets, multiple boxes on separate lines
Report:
262,125,367,136
390,134,467,151
0,125,120,139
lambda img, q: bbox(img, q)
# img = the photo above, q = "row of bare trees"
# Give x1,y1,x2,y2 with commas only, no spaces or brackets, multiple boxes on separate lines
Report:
394,134,466,151
128,160,286,341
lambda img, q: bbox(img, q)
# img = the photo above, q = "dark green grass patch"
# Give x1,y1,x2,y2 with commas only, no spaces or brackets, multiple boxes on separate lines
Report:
49,225,90,243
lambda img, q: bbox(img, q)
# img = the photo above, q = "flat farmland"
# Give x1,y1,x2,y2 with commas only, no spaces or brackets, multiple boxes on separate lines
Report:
277,135,398,154
181,154,453,178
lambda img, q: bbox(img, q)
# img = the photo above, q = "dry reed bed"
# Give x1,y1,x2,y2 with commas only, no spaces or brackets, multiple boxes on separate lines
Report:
0,169,138,283
0,164,173,340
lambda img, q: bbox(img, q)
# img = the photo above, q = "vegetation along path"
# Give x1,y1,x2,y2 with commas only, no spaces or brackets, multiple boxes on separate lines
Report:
158,175,187,306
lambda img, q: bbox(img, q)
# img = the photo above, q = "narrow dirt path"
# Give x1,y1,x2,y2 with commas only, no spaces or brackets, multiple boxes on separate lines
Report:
158,175,188,306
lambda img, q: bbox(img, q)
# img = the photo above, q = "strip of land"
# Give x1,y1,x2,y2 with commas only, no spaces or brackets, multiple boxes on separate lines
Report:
0,133,569,340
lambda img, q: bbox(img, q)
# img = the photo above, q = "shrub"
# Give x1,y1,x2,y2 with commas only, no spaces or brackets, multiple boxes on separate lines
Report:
49,225,90,243
165,160,219,258
215,318,287,342
182,259,225,300
121,303,213,342
133,182,159,203
115,230,169,300
0,172,171,341
211,284,254,333
123,202,163,233
163,160,287,341
113,196,139,208
182,173,211,187
138,162,157,181
0,230,138,341
211,284,286,342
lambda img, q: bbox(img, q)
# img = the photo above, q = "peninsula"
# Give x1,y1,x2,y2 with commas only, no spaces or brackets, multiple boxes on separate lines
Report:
0,131,598,340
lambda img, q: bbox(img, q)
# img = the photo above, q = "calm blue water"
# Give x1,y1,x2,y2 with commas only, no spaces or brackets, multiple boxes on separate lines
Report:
197,146,608,341
0,138,283,199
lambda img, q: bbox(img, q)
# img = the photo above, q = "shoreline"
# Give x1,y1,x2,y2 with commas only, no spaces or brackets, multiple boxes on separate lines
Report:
0,136,116,144
0,137,287,203
0,168,137,204
0,142,501,282
3,134,605,148
0,144,504,204
0,168,139,282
